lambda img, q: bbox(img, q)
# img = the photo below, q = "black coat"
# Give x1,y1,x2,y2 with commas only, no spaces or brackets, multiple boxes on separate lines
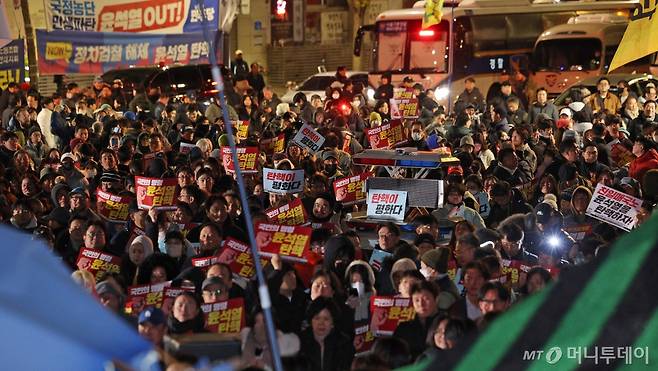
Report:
393,312,440,359
298,328,355,371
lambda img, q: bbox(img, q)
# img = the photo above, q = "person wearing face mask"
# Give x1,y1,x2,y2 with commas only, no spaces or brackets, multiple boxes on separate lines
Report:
344,261,376,322
163,230,188,270
431,183,485,230
320,150,344,181
420,248,460,311
393,121,430,151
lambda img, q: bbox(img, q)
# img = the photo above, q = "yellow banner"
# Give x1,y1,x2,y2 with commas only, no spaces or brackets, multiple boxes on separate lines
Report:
609,1,658,72
422,0,444,29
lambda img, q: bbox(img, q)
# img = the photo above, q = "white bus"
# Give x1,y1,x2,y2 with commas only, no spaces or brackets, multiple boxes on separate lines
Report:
530,13,654,98
354,0,639,110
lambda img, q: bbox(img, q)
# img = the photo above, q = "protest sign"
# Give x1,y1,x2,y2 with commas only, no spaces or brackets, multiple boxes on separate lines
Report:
124,281,169,316
610,142,635,168
255,223,312,263
292,123,325,153
369,249,392,273
37,29,220,75
221,146,258,173
135,176,178,210
334,172,371,204
179,142,195,154
162,286,196,317
191,255,222,271
564,224,593,241
201,298,246,334
265,198,308,226
216,237,269,279
500,260,529,286
76,248,121,280
367,189,407,222
369,296,415,336
235,120,249,140
354,323,376,356
366,120,405,149
263,168,305,194
96,189,132,222
586,183,642,231
0,39,24,90
44,0,219,33
260,133,286,155
390,88,419,119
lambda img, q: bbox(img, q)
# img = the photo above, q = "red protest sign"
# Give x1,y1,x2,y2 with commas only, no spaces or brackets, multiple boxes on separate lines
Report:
260,133,285,155
76,248,121,280
369,296,415,336
236,120,249,140
354,323,376,356
390,88,419,119
500,259,529,286
610,142,634,167
191,255,222,271
564,224,593,241
221,146,259,173
96,189,132,222
447,259,458,282
333,172,372,204
124,282,169,316
135,176,178,210
265,198,308,225
161,286,196,317
255,223,312,263
202,298,246,334
216,237,269,279
179,142,196,154
366,120,405,149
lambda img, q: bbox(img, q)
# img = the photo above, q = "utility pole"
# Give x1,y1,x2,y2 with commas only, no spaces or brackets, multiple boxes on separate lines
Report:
19,0,38,87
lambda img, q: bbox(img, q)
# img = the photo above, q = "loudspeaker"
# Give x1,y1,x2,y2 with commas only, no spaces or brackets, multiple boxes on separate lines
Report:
164,333,242,362
366,178,444,208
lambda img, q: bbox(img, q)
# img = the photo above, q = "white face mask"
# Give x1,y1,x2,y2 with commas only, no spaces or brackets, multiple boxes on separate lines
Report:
351,281,365,297
420,266,433,280
411,132,422,141
166,242,183,258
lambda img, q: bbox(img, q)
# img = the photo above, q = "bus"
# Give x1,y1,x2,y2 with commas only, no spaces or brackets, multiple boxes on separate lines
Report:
530,13,654,98
353,0,639,110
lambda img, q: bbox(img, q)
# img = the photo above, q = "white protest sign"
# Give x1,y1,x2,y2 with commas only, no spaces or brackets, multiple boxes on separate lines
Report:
367,189,407,222
263,168,305,194
292,123,325,153
586,183,642,231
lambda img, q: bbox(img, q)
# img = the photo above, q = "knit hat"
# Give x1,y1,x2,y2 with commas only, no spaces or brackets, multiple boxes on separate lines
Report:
420,247,450,274
459,135,474,148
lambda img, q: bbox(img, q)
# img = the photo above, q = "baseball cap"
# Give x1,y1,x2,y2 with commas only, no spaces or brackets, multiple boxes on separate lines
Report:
93,103,113,114
459,135,474,148
447,165,464,176
60,152,76,162
559,107,572,118
181,125,195,133
322,150,339,161
202,276,224,290
420,247,450,274
69,187,88,198
138,307,165,326
535,202,557,224
40,167,57,181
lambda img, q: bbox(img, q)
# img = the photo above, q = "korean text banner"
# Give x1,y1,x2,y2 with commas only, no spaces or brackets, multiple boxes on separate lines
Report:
124,282,169,316
390,88,419,119
135,176,178,210
96,189,132,222
221,146,258,173
367,189,407,222
76,248,121,280
0,39,24,90
265,198,308,226
255,223,312,263
202,298,246,334
45,0,219,33
366,120,405,149
36,29,220,75
333,172,372,204
292,122,326,153
263,168,305,194
586,183,642,231
215,237,269,279
369,296,414,336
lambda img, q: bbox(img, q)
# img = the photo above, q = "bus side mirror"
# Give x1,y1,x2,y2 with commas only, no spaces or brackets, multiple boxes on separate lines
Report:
354,25,375,57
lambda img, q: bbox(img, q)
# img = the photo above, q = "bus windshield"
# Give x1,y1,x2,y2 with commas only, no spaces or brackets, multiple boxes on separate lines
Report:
533,38,603,72
375,20,448,73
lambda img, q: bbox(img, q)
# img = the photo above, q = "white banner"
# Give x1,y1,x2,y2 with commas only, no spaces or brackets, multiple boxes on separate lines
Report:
367,189,407,222
263,168,305,194
292,123,325,153
586,183,642,231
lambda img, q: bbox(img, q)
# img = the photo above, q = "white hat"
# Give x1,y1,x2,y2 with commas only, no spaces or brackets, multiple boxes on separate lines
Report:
235,49,243,55
60,152,76,162
568,101,585,113
559,107,573,118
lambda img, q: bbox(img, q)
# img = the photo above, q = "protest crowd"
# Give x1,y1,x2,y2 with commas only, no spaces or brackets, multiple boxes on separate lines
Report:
2,58,658,370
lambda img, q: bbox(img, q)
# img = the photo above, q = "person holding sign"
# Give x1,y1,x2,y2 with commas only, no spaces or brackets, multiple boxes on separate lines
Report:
167,292,206,335
393,281,441,359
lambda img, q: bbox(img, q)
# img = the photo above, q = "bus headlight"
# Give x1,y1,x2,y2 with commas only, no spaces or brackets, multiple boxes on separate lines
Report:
366,88,375,101
434,86,450,100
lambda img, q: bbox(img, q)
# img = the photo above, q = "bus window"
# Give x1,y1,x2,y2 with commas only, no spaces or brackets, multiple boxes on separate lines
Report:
409,23,448,71
534,39,602,72
376,21,407,71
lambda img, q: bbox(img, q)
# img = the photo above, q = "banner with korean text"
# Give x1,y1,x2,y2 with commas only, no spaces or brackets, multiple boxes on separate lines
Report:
366,120,405,149
255,223,312,263
221,146,258,173
390,88,419,119
263,168,305,194
0,39,24,90
586,183,642,231
124,282,169,316
96,189,132,222
201,298,246,334
334,172,371,204
44,0,219,33
36,29,221,75
135,176,178,210
367,189,407,222
292,123,325,153
369,296,415,336
76,248,121,280
265,198,308,226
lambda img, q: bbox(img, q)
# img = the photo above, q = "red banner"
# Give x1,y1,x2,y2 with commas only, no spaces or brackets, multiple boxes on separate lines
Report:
161,286,195,317
191,255,222,271
369,296,415,336
76,248,121,280
354,323,376,355
255,223,312,263
221,146,258,173
260,133,285,155
333,172,372,204
124,282,169,316
265,198,308,226
216,238,269,279
135,176,178,210
96,189,132,222
390,88,419,119
366,120,405,149
201,298,246,334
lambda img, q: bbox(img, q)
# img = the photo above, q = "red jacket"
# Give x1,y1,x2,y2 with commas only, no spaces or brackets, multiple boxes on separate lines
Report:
629,148,658,181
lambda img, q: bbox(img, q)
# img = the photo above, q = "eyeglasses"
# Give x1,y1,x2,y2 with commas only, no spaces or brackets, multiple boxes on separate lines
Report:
203,289,222,296
86,231,105,238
